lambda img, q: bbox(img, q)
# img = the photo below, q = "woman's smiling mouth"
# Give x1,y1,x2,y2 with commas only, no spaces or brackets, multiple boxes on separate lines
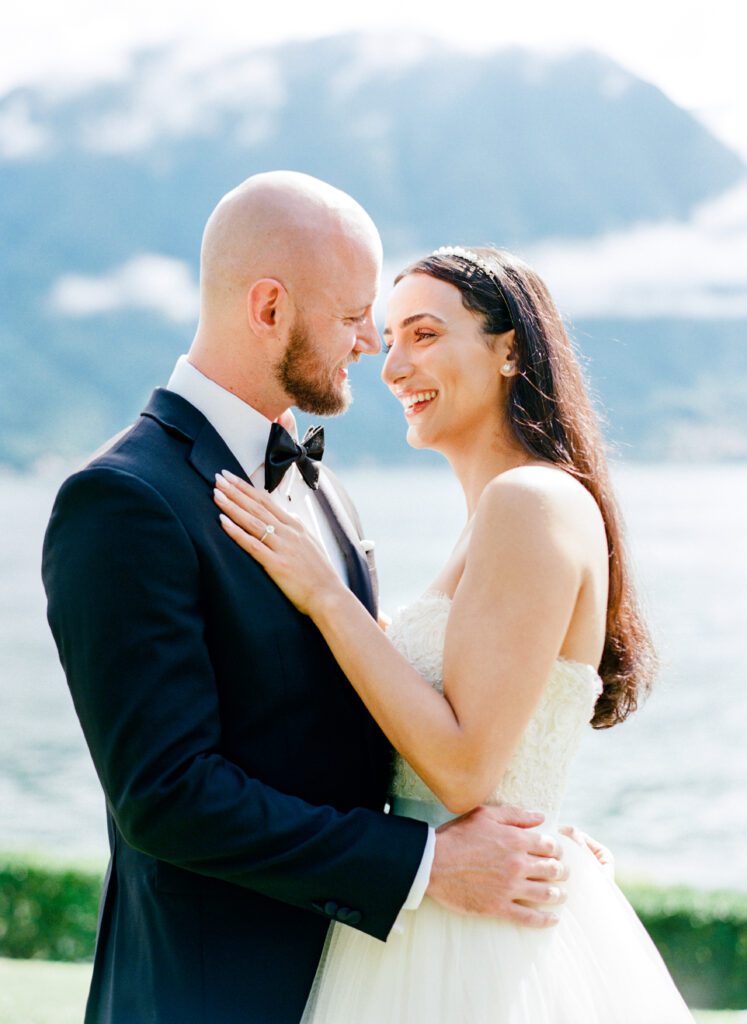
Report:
400,390,439,417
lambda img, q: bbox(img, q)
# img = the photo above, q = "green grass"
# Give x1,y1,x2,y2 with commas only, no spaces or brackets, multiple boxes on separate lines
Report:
0,958,91,1024
695,1017,747,1023
0,958,744,1024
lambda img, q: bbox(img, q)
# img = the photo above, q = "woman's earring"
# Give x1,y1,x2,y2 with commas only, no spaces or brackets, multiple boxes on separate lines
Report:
501,362,513,375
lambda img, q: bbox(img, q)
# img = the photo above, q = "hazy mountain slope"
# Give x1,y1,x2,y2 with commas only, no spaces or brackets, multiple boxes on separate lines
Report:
316,318,747,465
1,34,745,467
5,314,746,468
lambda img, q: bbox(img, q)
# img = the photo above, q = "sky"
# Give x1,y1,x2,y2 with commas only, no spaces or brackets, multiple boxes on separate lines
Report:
7,0,747,321
4,0,747,158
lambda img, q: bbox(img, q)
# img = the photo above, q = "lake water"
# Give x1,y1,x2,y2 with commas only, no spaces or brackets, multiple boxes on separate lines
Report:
1,461,745,891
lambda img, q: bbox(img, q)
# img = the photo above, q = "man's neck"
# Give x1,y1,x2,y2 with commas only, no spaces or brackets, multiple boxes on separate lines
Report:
186,349,287,422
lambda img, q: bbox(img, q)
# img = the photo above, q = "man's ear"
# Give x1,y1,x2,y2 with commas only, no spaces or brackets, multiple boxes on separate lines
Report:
246,278,287,336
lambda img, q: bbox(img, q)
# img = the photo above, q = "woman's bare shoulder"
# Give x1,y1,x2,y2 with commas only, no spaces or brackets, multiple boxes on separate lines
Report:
476,463,606,549
486,463,601,510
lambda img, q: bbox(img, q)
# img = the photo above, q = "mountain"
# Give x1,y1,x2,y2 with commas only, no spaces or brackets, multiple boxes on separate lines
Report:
1,33,746,468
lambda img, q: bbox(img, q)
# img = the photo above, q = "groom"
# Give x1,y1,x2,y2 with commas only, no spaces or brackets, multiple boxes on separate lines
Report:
42,172,567,1024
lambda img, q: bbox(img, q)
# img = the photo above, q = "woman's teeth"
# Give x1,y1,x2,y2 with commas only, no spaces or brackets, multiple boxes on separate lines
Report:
403,390,438,416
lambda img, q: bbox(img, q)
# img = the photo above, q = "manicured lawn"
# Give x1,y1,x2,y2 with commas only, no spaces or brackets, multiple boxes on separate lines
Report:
696,1017,747,1023
0,958,90,1024
0,956,745,1023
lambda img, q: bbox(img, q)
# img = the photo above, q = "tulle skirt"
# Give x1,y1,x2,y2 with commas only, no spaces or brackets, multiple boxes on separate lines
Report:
302,829,694,1023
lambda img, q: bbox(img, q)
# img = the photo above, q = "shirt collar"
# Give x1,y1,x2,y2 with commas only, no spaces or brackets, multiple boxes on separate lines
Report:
166,355,273,478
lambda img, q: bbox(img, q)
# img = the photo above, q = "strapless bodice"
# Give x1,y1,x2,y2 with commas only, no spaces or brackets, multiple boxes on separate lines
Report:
388,592,602,826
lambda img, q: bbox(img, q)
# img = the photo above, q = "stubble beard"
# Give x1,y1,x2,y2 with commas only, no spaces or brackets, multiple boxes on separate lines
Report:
276,318,353,416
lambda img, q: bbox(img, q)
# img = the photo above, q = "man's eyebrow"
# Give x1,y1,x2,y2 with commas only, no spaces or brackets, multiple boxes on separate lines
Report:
383,313,446,336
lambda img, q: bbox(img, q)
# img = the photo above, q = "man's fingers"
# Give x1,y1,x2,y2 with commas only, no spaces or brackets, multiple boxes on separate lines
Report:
526,856,568,882
491,804,545,829
517,881,567,906
505,903,559,929
526,833,563,859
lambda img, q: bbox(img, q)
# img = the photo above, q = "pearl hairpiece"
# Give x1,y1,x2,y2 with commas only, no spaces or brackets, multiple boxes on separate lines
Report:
432,245,515,330
431,245,498,281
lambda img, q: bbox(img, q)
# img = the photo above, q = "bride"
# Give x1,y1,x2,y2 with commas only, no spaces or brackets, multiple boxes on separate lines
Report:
214,245,694,1022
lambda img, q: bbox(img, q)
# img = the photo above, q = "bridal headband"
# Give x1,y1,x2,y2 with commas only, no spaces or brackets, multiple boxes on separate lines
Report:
430,245,516,332
430,245,499,283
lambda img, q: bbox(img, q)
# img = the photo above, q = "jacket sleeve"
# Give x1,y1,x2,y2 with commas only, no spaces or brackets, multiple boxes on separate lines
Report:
42,465,428,941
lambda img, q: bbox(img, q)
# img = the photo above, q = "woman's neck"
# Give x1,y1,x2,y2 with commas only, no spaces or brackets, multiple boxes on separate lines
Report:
442,423,535,519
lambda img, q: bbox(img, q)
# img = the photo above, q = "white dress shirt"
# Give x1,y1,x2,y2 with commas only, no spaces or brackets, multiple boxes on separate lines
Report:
166,355,435,921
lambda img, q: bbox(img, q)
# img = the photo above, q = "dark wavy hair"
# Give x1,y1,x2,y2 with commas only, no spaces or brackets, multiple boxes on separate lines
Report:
395,247,656,728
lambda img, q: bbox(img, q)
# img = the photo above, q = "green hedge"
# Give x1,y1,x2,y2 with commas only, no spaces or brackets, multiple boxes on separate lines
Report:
621,882,747,1011
0,861,101,963
1,860,745,1009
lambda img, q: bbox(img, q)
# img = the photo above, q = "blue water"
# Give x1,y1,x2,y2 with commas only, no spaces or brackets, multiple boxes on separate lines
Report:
1,461,745,891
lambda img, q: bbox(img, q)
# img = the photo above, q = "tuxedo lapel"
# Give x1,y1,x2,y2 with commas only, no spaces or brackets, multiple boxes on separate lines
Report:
141,395,374,618
188,418,248,488
316,475,377,619
141,388,249,488
315,474,389,787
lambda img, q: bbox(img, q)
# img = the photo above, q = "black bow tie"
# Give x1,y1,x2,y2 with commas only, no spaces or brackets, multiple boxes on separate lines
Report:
264,423,325,492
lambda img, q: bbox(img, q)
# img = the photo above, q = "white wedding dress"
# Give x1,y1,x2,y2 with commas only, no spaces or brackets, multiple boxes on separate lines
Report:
302,592,695,1023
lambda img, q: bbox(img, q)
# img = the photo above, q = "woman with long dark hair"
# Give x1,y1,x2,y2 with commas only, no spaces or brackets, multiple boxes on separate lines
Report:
214,246,693,1021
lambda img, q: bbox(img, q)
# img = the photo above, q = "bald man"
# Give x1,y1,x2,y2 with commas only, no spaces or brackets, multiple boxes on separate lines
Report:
42,172,565,1024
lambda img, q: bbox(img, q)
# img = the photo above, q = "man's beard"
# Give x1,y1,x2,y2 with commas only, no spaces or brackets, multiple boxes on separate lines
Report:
276,317,353,416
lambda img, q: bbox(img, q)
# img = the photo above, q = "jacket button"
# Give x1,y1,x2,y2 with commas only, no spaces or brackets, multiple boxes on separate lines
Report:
336,907,362,925
324,901,339,917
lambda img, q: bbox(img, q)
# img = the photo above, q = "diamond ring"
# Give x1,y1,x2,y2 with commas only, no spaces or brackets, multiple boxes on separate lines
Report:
259,524,276,545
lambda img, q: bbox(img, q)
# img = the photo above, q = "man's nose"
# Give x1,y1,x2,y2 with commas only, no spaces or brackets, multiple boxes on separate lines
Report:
354,313,381,356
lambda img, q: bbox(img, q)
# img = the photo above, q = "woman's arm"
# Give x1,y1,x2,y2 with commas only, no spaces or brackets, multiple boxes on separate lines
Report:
215,470,582,814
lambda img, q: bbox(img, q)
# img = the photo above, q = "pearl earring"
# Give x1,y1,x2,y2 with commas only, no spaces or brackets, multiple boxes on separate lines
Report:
502,362,513,374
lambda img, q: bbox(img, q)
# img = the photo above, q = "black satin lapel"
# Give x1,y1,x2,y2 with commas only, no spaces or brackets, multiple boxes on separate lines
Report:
188,419,250,488
316,479,376,618
316,478,388,786
141,388,250,489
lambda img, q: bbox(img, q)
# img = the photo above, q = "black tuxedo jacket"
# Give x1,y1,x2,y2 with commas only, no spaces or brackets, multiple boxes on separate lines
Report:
42,389,428,1024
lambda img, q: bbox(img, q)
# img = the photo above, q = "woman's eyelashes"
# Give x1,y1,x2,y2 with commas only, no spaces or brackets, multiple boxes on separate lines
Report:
382,328,438,353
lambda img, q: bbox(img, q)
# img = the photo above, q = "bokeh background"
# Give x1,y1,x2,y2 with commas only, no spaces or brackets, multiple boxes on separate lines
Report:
2,0,746,920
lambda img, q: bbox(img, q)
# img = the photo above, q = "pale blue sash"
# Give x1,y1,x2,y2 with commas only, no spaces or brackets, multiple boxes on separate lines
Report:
389,795,458,829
